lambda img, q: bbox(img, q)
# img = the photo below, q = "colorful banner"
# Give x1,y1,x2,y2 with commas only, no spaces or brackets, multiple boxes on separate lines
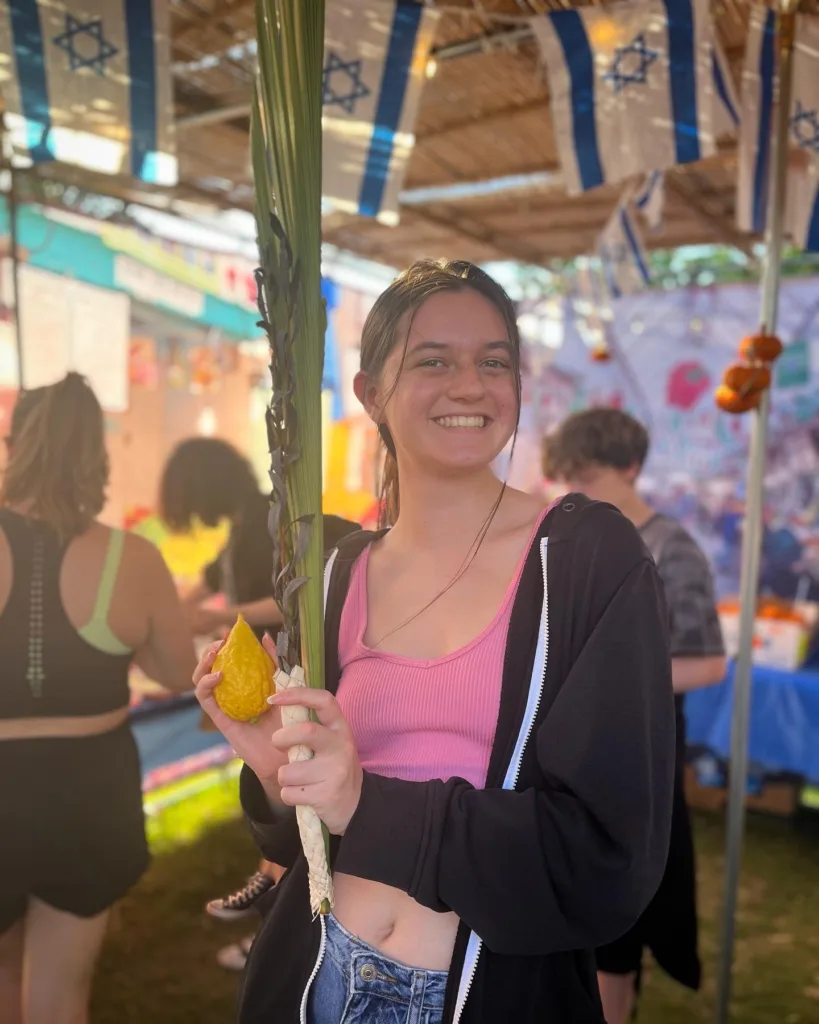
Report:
517,277,819,601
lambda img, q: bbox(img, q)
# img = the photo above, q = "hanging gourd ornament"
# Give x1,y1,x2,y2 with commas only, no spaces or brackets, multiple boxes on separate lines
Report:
738,333,783,364
714,384,762,414
722,363,772,394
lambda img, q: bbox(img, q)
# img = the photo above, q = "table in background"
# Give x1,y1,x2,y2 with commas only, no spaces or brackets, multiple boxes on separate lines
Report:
130,692,233,791
685,663,819,786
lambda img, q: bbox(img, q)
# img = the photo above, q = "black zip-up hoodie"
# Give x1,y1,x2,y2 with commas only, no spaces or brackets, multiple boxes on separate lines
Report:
237,496,675,1023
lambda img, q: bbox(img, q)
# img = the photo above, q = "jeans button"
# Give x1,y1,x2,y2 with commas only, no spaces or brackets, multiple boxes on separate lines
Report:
360,964,377,982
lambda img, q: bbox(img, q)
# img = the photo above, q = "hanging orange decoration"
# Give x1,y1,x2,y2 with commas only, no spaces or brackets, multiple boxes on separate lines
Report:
714,384,762,415
722,363,772,394
738,333,783,364
591,345,612,363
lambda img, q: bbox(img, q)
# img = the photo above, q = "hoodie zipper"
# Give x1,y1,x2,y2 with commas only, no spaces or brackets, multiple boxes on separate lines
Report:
452,538,551,1023
299,915,327,1024
510,537,550,789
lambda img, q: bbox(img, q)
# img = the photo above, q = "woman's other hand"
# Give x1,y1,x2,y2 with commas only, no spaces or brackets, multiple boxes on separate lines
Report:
269,688,363,836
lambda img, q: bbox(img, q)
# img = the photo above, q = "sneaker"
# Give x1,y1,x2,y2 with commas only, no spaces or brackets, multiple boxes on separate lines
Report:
216,936,254,972
206,872,274,921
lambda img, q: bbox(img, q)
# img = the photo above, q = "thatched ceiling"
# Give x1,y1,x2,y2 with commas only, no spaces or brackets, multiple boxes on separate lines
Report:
51,1,819,267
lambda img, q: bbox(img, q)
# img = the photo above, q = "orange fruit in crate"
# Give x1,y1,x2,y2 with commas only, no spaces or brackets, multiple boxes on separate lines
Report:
212,615,274,721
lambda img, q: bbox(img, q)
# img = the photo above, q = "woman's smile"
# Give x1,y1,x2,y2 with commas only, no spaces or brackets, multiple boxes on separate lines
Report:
432,415,490,430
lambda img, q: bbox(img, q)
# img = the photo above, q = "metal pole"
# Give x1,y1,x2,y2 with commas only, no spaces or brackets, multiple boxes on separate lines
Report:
715,4,798,1022
0,111,24,388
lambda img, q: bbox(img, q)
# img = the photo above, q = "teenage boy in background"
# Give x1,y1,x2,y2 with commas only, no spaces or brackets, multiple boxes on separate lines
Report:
544,408,726,1024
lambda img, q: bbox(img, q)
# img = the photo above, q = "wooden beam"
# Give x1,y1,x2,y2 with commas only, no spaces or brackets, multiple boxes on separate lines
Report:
664,173,757,260
409,207,548,265
26,161,254,217
416,97,548,142
173,0,254,47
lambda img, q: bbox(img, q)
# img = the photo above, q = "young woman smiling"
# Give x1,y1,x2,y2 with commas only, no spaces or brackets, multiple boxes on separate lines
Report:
193,260,676,1024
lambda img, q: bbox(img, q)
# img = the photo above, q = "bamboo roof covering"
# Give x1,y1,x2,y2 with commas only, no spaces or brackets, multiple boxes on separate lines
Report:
69,1,819,266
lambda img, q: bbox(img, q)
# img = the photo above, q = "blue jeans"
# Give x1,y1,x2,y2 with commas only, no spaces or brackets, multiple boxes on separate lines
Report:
307,914,448,1024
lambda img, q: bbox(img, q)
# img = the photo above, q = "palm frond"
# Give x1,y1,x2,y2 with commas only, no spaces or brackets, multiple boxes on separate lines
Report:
253,0,325,687
252,0,330,915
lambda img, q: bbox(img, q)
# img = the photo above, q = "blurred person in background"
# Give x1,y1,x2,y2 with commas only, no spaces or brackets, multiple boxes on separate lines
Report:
161,437,284,641
159,436,360,968
544,407,726,1024
0,373,196,1024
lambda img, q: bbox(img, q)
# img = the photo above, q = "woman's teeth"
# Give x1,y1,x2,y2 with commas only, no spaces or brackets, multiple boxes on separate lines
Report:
435,416,486,428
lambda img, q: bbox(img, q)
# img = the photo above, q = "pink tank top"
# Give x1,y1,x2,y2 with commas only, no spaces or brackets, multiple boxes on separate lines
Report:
336,508,549,789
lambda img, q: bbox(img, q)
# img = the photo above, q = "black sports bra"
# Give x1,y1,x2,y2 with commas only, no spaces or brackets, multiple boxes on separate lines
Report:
0,509,132,719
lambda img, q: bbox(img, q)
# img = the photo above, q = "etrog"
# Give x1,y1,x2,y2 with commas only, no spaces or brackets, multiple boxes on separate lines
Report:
212,615,273,721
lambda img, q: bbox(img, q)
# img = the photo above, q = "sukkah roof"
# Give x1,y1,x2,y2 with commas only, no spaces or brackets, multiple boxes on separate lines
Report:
35,1,819,266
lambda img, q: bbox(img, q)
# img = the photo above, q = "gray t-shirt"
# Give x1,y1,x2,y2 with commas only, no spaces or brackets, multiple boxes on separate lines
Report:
640,514,725,660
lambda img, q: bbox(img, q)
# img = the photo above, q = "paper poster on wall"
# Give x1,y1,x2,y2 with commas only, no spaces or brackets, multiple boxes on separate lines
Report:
1,263,130,411
12,264,72,388
70,282,130,413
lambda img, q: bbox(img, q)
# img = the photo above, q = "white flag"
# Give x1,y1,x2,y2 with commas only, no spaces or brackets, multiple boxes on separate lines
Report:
532,0,715,195
633,170,665,231
598,201,652,298
737,7,819,252
0,0,176,184
322,0,438,225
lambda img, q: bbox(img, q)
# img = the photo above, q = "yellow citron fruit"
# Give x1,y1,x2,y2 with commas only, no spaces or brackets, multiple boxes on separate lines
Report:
212,614,274,721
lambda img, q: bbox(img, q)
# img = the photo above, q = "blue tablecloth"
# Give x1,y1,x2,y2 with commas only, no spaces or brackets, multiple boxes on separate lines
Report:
130,693,230,781
685,664,819,784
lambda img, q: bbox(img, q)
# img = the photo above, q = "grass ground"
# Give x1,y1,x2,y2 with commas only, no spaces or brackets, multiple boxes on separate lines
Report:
90,777,819,1023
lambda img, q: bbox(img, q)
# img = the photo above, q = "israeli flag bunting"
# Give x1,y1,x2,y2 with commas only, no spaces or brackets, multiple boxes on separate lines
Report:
712,38,740,137
633,170,665,231
322,0,439,224
737,7,819,252
598,201,652,299
0,0,176,184
532,0,716,195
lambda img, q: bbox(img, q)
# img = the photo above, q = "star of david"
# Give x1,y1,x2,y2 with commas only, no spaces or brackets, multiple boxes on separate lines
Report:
604,33,659,94
790,100,819,153
322,52,370,115
53,14,118,76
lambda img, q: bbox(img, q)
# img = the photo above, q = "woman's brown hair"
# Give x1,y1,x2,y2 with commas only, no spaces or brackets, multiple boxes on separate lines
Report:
359,259,522,527
1,373,109,539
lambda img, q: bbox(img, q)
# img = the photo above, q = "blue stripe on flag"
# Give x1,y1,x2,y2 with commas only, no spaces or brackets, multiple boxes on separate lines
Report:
8,0,53,162
124,0,158,181
549,10,603,191
752,10,776,234
663,0,700,165
806,193,819,253
635,171,660,209
358,0,423,217
712,50,739,127
620,207,651,284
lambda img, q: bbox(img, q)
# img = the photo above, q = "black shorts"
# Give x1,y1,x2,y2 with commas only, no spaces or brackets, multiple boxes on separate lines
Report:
0,722,149,933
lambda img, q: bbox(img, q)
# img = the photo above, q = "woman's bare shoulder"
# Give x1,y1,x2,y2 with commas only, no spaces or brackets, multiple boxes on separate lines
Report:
499,487,551,532
87,524,170,590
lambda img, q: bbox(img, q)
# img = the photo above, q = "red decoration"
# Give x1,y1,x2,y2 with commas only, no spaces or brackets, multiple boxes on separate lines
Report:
666,361,711,411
